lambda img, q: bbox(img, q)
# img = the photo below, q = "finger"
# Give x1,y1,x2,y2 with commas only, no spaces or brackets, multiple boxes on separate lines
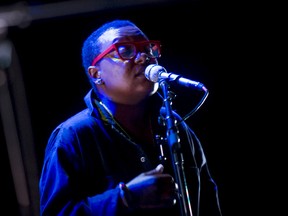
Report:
155,164,164,173
145,164,164,175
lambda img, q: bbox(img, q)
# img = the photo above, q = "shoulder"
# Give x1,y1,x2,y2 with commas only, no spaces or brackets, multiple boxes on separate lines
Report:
47,109,100,147
44,108,105,157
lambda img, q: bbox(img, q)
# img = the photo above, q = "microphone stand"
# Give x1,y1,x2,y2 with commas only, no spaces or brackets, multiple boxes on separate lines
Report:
159,79,193,216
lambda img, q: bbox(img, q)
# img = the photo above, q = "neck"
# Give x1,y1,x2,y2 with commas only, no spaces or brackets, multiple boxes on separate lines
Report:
100,98,154,143
100,97,148,122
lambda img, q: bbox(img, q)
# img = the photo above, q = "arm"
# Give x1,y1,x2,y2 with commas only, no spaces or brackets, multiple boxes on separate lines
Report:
39,126,123,216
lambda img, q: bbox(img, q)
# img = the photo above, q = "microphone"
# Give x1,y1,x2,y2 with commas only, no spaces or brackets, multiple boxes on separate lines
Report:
145,64,207,91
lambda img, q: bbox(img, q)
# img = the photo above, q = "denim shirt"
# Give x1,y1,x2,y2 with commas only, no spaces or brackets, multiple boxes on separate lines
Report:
39,89,222,216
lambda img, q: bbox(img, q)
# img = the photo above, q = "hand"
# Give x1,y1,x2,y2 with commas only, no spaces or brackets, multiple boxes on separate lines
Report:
126,164,177,209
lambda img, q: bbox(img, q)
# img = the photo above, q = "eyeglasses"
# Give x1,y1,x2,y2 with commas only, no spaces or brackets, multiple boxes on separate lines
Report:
91,40,161,66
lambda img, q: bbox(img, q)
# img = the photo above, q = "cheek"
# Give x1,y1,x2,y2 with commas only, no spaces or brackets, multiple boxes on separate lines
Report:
102,71,128,90
101,64,123,81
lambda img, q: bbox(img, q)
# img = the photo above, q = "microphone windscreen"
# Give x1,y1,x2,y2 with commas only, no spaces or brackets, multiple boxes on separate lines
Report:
145,64,166,82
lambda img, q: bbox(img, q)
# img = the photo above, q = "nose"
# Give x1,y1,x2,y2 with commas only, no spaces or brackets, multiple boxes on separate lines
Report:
134,52,157,64
134,52,148,64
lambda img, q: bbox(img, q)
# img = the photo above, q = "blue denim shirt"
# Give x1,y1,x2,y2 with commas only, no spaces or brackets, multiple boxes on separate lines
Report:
39,89,222,216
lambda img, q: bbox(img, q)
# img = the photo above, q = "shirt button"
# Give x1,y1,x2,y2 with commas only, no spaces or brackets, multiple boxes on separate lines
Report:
140,157,146,162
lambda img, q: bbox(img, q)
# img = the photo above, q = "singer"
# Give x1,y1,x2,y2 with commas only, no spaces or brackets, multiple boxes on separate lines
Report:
39,19,223,216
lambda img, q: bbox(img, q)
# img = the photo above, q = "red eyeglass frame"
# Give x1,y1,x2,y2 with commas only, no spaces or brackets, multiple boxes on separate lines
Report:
91,40,161,66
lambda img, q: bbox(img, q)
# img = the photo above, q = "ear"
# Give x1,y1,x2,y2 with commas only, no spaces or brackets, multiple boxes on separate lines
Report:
88,66,100,78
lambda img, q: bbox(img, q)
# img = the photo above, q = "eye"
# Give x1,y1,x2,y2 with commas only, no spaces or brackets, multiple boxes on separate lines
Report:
118,44,136,59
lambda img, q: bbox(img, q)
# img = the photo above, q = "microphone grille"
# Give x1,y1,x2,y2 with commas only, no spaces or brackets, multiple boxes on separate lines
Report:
144,64,166,82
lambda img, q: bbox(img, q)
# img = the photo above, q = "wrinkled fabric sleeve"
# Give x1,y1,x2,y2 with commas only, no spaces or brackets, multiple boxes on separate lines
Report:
39,123,126,216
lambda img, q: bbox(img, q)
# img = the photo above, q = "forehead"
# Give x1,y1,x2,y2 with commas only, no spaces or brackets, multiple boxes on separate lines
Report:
98,26,147,48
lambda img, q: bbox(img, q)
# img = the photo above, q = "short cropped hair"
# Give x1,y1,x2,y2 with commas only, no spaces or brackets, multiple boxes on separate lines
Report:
81,19,137,75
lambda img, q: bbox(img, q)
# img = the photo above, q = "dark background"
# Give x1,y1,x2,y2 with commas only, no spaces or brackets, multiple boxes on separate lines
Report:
1,0,273,215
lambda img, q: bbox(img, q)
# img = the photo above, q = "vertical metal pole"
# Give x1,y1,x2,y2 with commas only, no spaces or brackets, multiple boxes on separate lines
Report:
0,36,39,216
159,80,193,216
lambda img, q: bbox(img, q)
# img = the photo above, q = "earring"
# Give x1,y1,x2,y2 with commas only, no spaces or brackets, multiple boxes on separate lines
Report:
95,71,103,85
95,78,103,85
